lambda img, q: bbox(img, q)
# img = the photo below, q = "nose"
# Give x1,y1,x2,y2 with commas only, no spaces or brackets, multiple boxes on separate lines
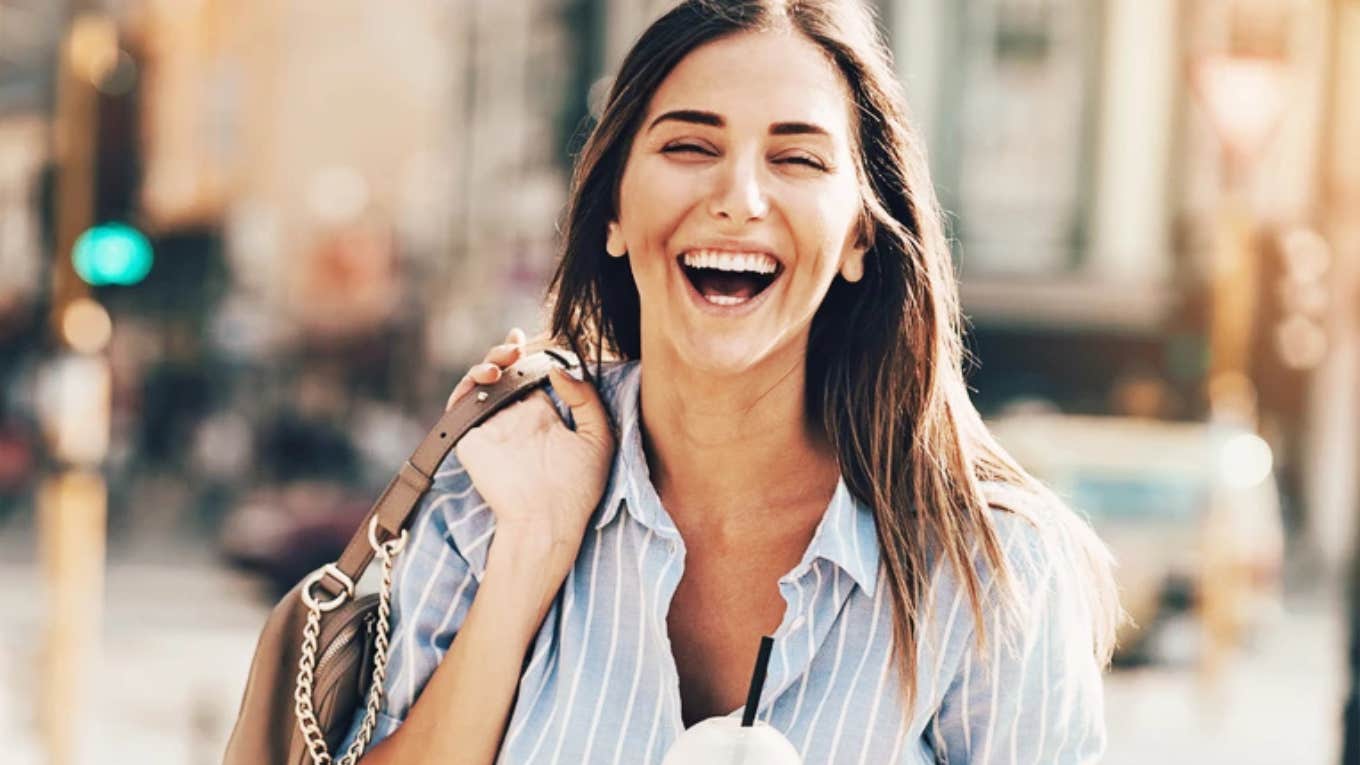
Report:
707,152,769,224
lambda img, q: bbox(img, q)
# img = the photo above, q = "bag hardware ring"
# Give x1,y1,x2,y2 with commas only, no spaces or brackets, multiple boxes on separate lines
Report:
367,515,408,556
300,564,355,613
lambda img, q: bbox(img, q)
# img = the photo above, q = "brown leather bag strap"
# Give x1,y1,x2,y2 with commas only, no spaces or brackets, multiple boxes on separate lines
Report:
317,348,582,597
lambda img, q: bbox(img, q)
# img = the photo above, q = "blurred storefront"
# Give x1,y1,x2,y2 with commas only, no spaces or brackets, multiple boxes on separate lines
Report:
21,0,592,543
890,0,1358,577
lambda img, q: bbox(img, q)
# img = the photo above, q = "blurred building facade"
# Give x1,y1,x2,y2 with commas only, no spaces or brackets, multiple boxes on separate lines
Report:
0,0,1356,565
889,0,1357,575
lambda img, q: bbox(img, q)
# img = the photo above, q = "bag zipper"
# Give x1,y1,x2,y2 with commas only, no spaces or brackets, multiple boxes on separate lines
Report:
317,613,374,675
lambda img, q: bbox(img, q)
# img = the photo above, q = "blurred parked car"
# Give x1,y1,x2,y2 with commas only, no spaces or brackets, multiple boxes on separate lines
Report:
218,480,371,598
217,411,377,596
987,413,1285,664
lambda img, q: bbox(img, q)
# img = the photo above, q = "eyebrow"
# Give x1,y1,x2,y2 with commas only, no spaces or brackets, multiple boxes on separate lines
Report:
645,109,831,138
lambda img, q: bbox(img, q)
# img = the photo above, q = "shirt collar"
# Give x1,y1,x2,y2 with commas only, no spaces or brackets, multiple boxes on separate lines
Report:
590,359,880,595
794,475,880,596
593,360,673,534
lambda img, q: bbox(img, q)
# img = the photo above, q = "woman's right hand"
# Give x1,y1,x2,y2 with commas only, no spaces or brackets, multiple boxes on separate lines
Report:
445,329,617,589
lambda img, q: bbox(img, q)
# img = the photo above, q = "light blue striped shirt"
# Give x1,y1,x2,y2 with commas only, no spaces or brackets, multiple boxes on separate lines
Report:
342,359,1106,763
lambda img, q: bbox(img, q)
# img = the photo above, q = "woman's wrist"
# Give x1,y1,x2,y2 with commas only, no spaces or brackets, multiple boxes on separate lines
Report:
484,528,576,627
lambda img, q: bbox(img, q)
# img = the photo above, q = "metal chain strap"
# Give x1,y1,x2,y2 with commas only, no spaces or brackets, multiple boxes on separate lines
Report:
294,533,403,765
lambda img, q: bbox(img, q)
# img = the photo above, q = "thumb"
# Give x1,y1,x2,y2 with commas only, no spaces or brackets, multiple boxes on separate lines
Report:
547,365,613,448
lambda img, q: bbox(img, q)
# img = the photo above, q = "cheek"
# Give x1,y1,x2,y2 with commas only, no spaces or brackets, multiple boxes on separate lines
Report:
788,186,861,274
618,158,703,247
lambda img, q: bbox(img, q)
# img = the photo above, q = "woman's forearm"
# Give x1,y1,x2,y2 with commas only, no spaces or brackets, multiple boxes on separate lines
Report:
359,533,566,765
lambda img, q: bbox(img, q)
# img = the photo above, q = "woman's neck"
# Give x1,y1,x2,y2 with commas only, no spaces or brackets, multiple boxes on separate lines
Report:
637,342,841,543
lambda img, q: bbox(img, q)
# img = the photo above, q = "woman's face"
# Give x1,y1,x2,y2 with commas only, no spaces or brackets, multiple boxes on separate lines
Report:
611,29,867,376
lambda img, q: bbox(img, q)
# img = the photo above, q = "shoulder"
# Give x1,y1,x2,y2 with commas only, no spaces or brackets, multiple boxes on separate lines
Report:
401,446,494,577
926,480,1110,648
979,480,1063,587
923,480,1065,600
978,478,1108,586
978,479,1116,657
923,481,1112,762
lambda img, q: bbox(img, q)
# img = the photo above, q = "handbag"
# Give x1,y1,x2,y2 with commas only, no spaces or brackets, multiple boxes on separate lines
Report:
223,348,582,765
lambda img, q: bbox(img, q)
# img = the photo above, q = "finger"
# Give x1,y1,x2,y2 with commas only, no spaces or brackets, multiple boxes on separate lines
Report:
445,364,502,410
445,376,473,410
482,342,523,368
546,365,613,449
470,362,502,384
505,327,526,346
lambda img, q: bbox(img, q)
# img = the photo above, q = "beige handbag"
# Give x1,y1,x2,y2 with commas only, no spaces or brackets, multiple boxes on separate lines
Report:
223,348,581,765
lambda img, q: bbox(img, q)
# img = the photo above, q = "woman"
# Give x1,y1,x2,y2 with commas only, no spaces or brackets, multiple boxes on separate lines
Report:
348,0,1120,762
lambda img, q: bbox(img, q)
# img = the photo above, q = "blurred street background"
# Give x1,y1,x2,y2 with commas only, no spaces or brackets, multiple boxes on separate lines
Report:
1,0,1358,763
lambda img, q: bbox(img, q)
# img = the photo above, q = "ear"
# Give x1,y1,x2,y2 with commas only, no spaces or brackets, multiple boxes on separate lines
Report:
605,221,627,257
839,248,866,283
839,215,873,283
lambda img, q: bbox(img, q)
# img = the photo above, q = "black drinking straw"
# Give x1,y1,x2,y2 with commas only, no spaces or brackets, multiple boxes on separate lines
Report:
741,636,775,727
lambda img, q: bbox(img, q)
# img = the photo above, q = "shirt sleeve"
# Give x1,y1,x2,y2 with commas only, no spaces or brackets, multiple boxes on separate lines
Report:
336,447,493,753
928,512,1108,764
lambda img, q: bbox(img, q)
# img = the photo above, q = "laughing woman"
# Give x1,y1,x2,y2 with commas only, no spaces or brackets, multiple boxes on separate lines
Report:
348,1,1120,762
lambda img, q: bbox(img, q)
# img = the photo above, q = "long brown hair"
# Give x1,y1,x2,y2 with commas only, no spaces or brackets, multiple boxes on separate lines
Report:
544,0,1120,710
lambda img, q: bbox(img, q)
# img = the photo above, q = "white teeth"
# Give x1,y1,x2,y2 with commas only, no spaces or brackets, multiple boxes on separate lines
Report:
704,295,748,306
681,249,778,275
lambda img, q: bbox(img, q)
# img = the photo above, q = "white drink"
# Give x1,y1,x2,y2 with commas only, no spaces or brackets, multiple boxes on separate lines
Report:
661,717,802,765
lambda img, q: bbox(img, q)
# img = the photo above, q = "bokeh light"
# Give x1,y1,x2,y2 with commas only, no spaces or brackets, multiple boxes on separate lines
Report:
59,297,112,354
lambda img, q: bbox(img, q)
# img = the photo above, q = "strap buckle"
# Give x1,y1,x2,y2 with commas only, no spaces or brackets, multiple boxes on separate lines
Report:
367,514,409,556
300,563,355,613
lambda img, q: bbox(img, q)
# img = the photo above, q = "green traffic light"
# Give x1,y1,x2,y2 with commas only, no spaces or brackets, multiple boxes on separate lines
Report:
72,223,153,286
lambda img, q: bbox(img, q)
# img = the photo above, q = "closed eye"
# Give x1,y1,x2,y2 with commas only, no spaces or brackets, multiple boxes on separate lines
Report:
661,143,713,156
662,144,830,172
776,155,829,171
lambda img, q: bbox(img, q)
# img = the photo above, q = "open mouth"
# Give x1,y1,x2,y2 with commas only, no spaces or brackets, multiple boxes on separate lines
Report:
677,254,782,307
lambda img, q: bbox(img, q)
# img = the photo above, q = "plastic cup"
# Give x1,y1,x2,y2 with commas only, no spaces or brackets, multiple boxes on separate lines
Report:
660,716,802,765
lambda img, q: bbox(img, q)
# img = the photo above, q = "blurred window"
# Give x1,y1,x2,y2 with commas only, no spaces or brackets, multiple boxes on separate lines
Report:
1062,471,1208,522
932,0,1102,277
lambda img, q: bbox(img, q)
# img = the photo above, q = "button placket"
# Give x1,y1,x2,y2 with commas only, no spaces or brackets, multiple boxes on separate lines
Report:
648,528,689,745
757,561,818,715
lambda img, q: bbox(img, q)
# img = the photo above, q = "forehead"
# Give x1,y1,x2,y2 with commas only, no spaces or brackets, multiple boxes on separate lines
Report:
644,30,854,138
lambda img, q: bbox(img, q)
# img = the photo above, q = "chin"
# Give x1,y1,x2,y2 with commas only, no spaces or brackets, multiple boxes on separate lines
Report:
667,329,780,377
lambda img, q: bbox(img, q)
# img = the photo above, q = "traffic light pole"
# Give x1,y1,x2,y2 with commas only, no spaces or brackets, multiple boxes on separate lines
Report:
49,10,95,336
38,9,110,765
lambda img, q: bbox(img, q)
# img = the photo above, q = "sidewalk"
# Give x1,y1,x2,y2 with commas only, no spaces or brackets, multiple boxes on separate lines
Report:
0,552,272,765
1103,587,1346,764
